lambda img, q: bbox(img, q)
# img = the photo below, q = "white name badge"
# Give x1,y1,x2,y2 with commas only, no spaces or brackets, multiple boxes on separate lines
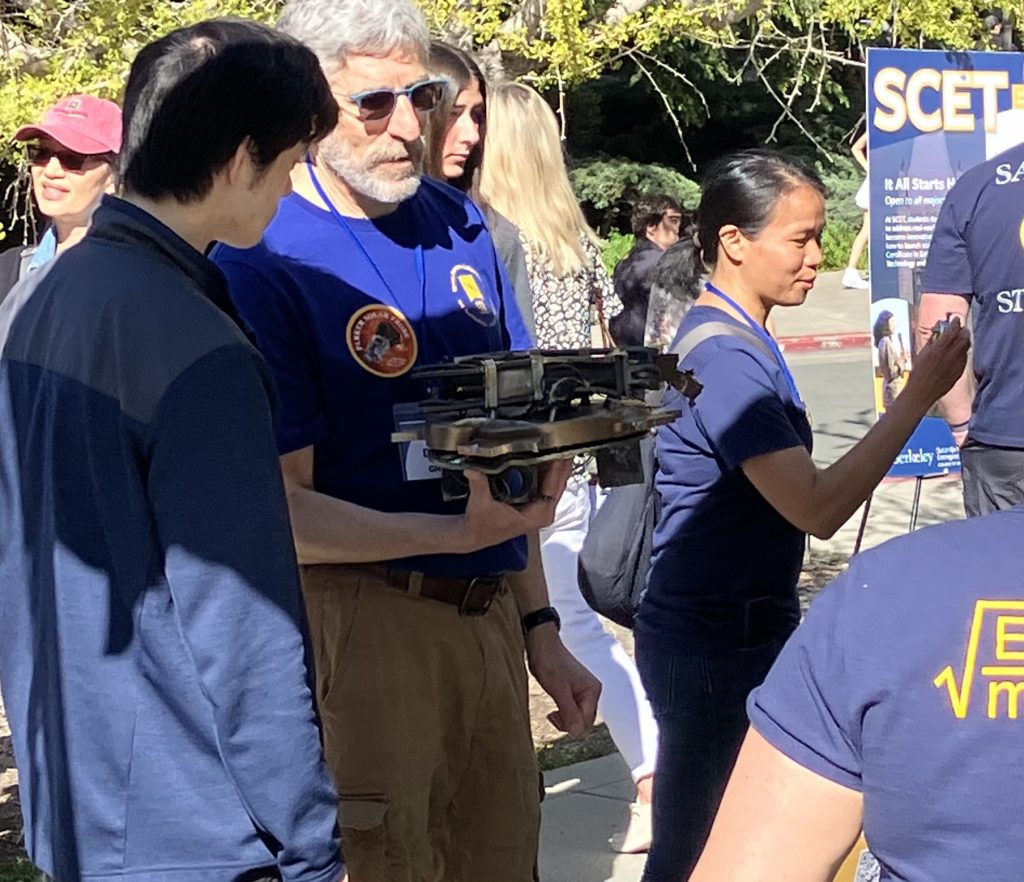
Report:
393,414,444,483
403,438,444,482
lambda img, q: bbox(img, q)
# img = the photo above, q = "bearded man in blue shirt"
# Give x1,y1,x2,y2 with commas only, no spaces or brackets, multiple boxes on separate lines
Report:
214,1,600,879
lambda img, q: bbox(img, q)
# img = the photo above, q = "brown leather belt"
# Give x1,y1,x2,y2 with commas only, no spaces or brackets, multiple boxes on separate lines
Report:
362,564,502,616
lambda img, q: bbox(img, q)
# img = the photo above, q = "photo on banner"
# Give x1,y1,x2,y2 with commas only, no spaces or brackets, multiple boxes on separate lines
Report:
865,47,1024,477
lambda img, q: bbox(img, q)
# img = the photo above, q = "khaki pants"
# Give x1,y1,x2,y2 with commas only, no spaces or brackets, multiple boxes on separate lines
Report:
302,565,539,882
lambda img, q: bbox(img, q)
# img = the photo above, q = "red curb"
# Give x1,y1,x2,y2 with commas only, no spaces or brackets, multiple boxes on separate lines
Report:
778,332,871,353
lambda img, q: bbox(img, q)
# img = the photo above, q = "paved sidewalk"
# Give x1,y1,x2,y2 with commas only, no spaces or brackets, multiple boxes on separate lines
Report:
774,269,871,351
541,270,965,881
540,754,645,882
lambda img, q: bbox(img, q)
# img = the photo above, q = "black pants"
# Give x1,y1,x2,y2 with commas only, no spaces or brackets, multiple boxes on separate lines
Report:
960,442,1024,517
636,609,795,882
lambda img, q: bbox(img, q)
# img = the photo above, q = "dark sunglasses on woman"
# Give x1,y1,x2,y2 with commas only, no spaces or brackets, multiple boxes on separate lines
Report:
26,143,113,172
349,78,446,122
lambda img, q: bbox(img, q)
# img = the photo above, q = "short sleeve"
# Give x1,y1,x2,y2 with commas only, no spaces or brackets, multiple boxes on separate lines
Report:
922,189,974,296
471,201,532,350
217,256,328,454
690,344,806,471
747,568,865,791
497,253,534,349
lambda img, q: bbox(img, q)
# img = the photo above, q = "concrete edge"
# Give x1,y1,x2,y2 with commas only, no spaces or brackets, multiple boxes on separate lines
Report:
779,332,871,353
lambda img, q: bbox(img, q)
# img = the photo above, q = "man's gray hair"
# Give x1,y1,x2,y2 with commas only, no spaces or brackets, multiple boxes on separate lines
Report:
278,0,429,74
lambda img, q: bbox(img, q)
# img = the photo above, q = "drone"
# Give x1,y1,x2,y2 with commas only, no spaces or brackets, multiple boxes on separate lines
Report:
392,347,701,504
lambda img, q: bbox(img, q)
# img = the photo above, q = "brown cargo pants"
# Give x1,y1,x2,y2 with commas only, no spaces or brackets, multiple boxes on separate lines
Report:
301,564,540,882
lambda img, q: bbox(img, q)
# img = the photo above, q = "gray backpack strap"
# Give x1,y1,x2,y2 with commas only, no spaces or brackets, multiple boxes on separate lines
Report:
671,320,775,362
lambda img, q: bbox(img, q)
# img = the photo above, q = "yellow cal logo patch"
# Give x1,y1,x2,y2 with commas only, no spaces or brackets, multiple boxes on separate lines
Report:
935,600,1024,720
451,264,497,327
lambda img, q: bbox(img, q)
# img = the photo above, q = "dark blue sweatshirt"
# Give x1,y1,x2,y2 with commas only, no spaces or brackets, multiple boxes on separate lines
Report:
0,197,343,882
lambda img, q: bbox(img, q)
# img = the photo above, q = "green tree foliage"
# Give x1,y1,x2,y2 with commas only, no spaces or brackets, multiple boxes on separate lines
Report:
599,230,635,275
570,157,699,232
1,0,279,146
2,0,1010,159
0,0,1014,212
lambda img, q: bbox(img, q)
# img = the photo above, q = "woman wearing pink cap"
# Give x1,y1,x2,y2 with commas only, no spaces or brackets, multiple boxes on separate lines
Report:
0,94,122,300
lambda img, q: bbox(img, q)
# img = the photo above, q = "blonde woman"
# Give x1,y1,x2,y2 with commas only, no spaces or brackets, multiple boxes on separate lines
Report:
481,81,657,854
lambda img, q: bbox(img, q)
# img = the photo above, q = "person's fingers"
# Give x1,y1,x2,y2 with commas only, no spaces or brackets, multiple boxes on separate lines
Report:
539,458,572,506
549,677,585,737
464,468,490,497
577,679,601,729
546,710,566,732
514,494,556,529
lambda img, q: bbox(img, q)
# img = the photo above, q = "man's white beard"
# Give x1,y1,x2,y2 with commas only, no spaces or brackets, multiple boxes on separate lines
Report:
320,135,422,204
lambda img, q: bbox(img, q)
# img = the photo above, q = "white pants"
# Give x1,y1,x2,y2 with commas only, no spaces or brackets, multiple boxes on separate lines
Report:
540,481,659,781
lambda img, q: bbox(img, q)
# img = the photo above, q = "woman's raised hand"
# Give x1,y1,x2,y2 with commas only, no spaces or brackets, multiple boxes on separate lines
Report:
903,316,971,409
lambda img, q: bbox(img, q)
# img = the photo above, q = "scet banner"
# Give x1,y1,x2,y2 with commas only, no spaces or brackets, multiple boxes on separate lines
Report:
865,47,1024,478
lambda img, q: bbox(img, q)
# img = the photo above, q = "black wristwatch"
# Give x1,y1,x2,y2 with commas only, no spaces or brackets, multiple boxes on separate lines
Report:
522,606,561,637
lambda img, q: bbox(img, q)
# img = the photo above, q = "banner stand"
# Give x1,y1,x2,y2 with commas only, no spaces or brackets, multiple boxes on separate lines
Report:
852,473,938,555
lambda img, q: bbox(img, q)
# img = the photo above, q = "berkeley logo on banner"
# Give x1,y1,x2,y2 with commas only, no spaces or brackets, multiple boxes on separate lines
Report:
865,47,1024,478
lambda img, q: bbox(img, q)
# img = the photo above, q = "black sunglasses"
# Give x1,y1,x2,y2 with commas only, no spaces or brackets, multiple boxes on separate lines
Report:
26,143,112,172
349,78,446,122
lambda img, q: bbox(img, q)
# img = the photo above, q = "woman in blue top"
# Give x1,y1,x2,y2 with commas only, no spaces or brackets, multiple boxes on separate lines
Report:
634,150,970,882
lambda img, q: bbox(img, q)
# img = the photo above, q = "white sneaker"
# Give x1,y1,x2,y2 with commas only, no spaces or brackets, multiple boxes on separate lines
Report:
609,801,652,854
842,268,869,289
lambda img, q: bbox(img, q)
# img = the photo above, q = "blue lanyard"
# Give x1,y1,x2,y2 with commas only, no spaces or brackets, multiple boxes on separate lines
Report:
306,161,427,334
704,281,805,410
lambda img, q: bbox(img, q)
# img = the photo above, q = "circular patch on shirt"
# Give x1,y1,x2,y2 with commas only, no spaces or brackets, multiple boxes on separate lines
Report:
451,264,498,327
1019,216,1024,251
346,304,418,378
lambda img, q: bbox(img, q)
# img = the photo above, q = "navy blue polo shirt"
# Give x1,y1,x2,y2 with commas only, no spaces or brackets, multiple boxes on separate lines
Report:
215,177,533,578
635,306,812,651
923,141,1024,447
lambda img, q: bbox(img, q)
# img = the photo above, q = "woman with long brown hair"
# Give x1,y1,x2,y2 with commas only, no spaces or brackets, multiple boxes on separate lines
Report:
422,42,535,337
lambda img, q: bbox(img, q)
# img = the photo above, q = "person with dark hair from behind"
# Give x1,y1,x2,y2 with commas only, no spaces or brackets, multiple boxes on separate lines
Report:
0,95,121,301
643,216,702,349
610,193,682,345
0,19,344,882
422,40,536,337
634,149,970,882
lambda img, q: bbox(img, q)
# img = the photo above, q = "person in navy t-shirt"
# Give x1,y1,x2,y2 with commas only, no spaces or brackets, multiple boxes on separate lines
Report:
633,151,969,882
692,507,1024,882
214,2,599,879
921,141,1024,516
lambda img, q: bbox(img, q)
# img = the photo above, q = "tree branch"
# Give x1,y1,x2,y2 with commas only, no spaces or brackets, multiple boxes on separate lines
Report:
626,50,697,172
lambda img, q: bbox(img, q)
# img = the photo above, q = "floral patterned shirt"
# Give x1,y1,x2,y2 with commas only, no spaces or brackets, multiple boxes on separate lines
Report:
520,233,622,349
520,232,623,482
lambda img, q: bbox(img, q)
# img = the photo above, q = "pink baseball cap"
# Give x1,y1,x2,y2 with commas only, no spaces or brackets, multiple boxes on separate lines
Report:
13,95,122,155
